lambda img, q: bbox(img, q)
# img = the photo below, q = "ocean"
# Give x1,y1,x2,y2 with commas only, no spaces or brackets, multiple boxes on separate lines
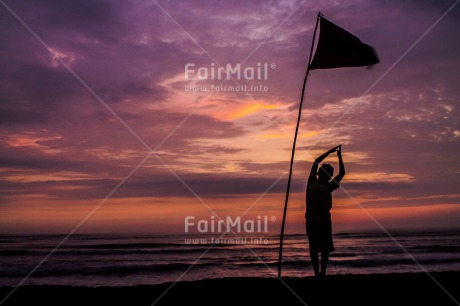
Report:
0,231,459,287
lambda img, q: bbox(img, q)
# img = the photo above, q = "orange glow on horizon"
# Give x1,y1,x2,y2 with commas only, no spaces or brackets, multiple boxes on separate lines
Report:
2,189,459,234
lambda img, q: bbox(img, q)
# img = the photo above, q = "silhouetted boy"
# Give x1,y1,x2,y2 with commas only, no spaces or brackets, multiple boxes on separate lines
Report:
306,145,345,277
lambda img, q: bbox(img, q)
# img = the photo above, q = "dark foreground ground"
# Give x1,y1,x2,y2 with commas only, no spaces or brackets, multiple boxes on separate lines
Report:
1,272,459,306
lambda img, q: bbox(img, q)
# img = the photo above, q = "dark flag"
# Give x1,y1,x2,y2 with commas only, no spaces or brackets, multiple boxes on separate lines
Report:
309,16,379,70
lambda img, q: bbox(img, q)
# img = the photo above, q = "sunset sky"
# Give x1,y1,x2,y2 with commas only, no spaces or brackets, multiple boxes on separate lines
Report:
0,0,459,234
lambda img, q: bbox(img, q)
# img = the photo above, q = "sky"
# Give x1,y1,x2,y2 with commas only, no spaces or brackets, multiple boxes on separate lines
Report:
0,0,459,234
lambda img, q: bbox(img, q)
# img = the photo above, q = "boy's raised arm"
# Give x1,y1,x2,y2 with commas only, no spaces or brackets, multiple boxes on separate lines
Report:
333,145,346,183
309,145,340,179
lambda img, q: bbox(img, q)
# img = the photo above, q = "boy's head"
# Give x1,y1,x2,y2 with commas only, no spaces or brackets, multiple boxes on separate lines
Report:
318,164,334,181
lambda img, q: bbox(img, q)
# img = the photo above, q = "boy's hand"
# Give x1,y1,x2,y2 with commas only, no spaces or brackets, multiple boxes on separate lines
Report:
328,145,340,154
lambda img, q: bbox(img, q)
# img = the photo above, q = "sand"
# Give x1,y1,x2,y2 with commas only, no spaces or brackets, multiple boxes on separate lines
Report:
1,272,459,305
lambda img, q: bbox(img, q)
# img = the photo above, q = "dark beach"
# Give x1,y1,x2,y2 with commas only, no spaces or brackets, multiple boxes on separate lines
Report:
1,272,459,306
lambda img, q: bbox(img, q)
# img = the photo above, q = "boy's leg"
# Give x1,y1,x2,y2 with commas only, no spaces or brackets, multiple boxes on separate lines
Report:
320,251,329,276
310,250,320,277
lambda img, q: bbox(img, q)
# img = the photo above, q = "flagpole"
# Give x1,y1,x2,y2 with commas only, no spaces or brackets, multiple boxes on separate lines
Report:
278,12,321,278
